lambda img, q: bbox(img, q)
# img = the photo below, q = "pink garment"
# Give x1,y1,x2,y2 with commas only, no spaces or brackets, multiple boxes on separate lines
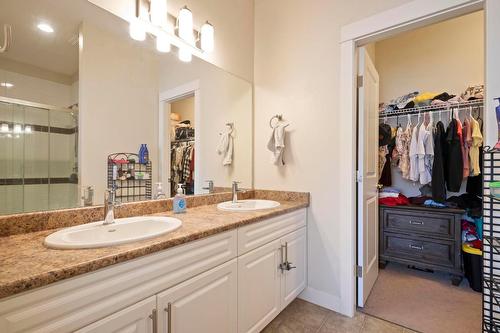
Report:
462,119,472,178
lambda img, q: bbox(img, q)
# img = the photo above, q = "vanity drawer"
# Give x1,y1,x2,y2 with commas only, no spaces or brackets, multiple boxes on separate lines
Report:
238,208,306,255
382,209,454,239
382,233,455,268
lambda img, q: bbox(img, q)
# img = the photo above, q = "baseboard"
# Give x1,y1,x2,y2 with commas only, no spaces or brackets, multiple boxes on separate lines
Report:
298,287,345,315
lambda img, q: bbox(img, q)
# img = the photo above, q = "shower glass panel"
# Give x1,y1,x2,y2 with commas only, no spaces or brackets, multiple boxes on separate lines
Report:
0,99,79,214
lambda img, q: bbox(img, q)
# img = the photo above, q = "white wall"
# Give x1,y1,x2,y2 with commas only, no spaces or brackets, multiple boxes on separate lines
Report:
87,0,254,82
79,22,159,201
0,68,75,107
485,0,500,147
158,56,253,192
375,10,484,103
253,0,413,314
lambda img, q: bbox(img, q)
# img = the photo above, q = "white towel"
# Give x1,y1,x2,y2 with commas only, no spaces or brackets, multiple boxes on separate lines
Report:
267,123,286,166
217,131,233,166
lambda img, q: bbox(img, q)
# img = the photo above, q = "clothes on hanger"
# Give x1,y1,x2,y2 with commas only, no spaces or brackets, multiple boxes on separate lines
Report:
445,118,464,192
171,141,195,195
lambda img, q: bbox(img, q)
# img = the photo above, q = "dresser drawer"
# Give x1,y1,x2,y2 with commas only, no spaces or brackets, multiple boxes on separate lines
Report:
382,233,455,268
382,209,455,239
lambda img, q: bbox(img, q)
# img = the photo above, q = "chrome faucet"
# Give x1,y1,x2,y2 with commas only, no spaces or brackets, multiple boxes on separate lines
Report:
202,180,214,194
104,186,121,225
232,181,243,203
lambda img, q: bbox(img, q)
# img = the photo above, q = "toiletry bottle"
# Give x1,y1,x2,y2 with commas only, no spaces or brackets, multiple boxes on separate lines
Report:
495,98,500,149
173,184,187,213
139,144,145,163
143,144,149,163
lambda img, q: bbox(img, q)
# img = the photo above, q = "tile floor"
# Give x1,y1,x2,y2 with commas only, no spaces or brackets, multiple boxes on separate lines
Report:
262,298,416,333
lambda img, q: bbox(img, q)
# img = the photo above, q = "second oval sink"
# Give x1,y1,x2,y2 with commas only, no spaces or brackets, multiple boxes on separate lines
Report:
44,216,182,249
217,199,280,212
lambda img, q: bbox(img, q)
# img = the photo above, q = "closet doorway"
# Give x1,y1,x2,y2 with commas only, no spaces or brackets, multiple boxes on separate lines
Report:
158,81,200,197
356,10,484,333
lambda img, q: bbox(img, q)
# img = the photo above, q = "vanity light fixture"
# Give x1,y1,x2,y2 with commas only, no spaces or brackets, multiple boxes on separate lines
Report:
24,125,32,134
128,0,213,62
0,82,13,88
200,21,214,52
37,23,54,33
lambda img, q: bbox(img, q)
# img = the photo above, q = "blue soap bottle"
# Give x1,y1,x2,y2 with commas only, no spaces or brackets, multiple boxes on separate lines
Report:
173,184,186,213
495,98,500,149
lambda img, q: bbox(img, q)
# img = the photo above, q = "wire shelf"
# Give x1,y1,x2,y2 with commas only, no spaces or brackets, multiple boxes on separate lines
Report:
379,99,483,118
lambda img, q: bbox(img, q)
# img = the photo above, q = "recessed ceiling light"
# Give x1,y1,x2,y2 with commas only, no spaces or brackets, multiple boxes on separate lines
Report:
37,23,54,33
0,82,14,88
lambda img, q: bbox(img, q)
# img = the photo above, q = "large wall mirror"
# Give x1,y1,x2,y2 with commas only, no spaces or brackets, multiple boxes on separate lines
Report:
0,0,253,215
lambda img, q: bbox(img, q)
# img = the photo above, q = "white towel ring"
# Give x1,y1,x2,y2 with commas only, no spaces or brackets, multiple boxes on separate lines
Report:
269,114,283,128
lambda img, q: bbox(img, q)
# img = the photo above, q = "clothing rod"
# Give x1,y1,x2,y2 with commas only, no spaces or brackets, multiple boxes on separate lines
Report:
171,138,194,143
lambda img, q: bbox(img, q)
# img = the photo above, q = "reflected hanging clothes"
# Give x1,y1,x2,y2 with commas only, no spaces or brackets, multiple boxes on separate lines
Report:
445,119,463,192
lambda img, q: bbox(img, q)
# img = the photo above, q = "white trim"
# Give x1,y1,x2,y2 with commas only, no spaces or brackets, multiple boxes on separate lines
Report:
158,80,200,195
339,0,485,318
341,0,483,43
298,287,342,313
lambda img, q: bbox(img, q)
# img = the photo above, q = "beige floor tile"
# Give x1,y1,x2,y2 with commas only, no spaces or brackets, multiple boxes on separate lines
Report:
362,316,405,333
318,311,365,333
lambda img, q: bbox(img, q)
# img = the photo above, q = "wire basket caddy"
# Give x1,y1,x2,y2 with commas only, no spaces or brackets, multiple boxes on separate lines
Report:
107,153,152,202
483,147,500,332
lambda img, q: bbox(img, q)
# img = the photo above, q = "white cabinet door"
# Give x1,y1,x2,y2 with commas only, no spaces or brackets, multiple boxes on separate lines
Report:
75,296,156,333
156,259,237,333
238,239,281,333
280,227,307,309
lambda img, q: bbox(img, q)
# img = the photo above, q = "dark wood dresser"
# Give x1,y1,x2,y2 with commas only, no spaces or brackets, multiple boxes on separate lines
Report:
379,205,465,284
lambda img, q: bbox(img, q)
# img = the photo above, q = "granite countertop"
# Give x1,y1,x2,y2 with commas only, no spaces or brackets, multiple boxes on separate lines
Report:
0,196,308,300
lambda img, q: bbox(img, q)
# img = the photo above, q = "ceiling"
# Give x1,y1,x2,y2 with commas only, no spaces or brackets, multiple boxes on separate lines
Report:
0,0,119,78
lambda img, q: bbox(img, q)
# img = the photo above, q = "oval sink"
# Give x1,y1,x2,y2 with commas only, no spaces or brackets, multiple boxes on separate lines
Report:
217,199,280,212
44,216,182,249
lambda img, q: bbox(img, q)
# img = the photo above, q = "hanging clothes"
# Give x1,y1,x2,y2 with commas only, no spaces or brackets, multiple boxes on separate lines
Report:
469,117,483,176
417,122,434,185
432,121,447,202
445,118,464,192
399,123,412,179
462,118,472,178
170,141,195,195
409,124,420,182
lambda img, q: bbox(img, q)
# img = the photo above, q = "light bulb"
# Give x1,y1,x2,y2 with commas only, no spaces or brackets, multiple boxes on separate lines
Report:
178,47,192,62
156,32,171,53
37,23,54,33
201,22,214,52
0,123,9,133
13,124,22,133
24,125,32,134
150,0,167,27
129,19,146,41
0,82,13,88
178,6,193,44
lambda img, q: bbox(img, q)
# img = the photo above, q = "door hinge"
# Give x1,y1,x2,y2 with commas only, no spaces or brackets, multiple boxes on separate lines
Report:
356,170,362,183
356,265,363,278
357,75,363,88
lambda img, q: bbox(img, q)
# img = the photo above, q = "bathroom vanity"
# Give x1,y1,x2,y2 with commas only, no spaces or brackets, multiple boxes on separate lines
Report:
0,191,308,333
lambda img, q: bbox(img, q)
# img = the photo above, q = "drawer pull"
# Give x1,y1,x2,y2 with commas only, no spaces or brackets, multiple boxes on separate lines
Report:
409,220,424,226
409,244,424,251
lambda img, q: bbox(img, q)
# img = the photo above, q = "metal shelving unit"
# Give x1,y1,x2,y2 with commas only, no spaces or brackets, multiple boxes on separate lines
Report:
483,147,500,332
107,153,152,202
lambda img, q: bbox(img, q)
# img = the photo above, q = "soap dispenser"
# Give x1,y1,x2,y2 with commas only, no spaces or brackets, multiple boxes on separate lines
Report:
173,184,187,213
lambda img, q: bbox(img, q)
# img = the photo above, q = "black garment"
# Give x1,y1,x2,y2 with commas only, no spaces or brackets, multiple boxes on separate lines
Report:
379,123,392,146
432,92,455,102
446,193,482,217
432,121,447,202
467,144,483,197
445,119,463,192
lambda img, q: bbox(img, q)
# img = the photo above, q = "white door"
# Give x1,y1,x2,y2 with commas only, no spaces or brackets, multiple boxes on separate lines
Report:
357,47,380,307
280,227,307,309
75,296,156,333
238,239,281,333
157,259,237,333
